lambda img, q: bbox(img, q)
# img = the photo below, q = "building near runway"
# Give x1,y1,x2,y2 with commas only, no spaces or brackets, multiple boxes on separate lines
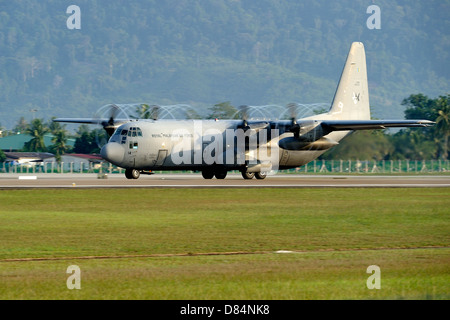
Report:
43,154,104,172
0,133,75,152
3,152,54,168
1,153,103,173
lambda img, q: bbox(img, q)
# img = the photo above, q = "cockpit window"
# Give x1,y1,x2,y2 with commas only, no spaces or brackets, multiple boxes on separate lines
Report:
116,127,143,139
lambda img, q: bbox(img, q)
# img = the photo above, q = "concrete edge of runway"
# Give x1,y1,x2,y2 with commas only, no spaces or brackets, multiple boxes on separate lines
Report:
1,172,450,179
0,173,449,189
1,185,448,190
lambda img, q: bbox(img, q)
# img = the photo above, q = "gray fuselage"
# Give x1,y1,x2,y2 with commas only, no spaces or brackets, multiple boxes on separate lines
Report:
101,118,349,172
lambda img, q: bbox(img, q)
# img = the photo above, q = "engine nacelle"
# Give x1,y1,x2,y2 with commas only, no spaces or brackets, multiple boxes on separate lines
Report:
279,136,339,151
280,121,338,151
296,121,325,142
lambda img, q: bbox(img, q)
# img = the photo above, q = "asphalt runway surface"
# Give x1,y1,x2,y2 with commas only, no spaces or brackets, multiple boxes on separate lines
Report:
0,173,449,188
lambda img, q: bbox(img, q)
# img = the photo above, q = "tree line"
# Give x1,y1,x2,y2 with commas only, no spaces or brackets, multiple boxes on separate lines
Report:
0,93,448,163
0,118,105,162
321,94,450,161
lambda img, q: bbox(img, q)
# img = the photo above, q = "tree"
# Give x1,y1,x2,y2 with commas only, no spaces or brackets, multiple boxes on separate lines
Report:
47,117,71,162
49,130,70,162
390,129,437,160
73,125,102,154
135,104,159,119
23,118,48,152
402,93,438,121
0,149,6,162
14,117,29,134
435,95,450,159
47,117,63,134
207,102,239,119
321,93,448,161
184,107,202,119
400,93,449,159
320,130,394,161
0,123,7,137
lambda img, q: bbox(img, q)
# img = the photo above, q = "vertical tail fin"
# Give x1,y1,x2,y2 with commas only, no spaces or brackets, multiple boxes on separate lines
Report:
328,42,371,120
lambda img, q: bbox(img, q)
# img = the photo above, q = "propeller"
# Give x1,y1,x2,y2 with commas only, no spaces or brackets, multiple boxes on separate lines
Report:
105,104,121,135
149,105,159,120
288,103,301,138
133,103,200,120
93,104,130,148
238,105,250,131
137,104,160,120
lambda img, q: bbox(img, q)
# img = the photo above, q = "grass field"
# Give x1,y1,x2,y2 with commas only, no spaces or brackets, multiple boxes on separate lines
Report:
0,188,448,299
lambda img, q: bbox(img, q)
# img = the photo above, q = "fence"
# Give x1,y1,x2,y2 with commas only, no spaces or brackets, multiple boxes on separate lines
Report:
284,159,450,174
0,161,123,174
0,160,449,174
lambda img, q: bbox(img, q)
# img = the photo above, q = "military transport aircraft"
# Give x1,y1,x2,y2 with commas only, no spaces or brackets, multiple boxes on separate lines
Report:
54,42,433,180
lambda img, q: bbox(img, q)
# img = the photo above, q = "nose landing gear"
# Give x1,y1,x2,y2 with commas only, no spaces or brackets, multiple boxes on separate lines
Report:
125,168,140,179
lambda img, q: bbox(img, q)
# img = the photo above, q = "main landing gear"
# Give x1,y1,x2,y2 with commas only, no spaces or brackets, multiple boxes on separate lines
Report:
241,170,267,180
200,168,267,180
201,168,227,179
125,168,267,180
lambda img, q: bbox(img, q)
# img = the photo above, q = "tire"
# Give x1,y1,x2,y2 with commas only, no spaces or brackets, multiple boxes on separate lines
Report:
241,171,255,179
131,169,140,179
255,171,267,180
201,170,215,179
215,170,227,179
125,169,140,179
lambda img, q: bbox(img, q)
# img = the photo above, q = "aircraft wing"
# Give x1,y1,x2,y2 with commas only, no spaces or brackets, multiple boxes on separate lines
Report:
320,119,434,131
53,118,131,137
53,118,131,126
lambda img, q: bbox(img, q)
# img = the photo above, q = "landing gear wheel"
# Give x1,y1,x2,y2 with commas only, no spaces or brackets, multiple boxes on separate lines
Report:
241,171,255,179
215,170,227,179
255,172,267,180
201,170,215,179
125,169,140,179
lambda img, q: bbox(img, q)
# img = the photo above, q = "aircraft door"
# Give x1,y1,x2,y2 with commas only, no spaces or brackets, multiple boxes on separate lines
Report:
126,140,138,166
279,149,290,166
155,149,168,167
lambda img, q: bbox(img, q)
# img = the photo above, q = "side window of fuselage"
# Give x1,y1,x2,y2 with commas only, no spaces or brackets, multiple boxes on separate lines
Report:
121,129,128,144
128,141,138,149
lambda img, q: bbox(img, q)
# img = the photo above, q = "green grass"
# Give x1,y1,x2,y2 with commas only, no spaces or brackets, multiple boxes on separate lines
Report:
0,188,449,299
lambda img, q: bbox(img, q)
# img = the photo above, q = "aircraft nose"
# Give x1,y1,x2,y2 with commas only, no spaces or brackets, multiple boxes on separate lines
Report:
100,142,124,165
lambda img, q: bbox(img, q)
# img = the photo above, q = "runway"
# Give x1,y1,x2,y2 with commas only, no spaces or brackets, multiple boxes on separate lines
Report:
0,173,449,189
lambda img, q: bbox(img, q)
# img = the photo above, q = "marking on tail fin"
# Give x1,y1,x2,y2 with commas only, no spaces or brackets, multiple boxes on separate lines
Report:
331,102,344,115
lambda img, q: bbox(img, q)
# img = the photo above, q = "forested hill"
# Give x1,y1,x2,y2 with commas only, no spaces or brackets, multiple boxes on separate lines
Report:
0,0,449,129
